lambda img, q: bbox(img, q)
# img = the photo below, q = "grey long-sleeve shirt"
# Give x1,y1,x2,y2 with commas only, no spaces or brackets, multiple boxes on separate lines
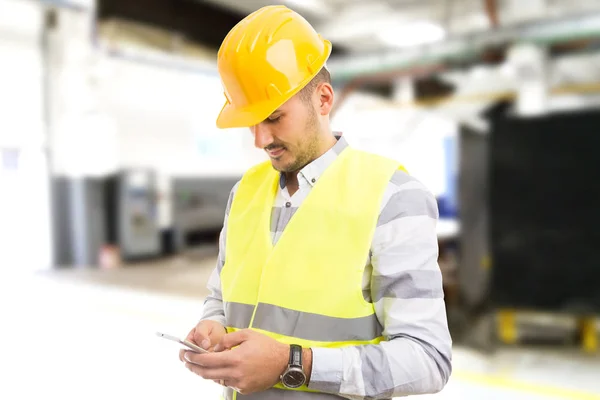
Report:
201,136,452,399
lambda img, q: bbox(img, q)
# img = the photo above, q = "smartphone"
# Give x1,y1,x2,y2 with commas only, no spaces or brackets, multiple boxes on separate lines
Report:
156,331,209,354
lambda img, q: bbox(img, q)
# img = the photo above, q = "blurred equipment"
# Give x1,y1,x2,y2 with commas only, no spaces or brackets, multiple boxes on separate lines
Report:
458,124,490,311
171,176,239,253
216,5,331,128
104,169,161,261
457,103,600,353
489,107,600,315
52,177,107,268
53,170,161,267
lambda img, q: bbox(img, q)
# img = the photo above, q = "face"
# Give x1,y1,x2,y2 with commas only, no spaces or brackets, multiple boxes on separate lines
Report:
250,83,333,173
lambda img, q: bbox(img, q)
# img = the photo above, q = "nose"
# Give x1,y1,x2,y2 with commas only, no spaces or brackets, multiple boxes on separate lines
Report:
251,123,274,149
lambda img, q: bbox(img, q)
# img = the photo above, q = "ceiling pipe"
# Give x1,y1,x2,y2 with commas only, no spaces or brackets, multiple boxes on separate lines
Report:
363,81,600,110
327,12,600,84
331,64,446,118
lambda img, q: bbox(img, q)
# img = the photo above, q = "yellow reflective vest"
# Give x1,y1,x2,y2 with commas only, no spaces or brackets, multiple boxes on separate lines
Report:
221,147,404,398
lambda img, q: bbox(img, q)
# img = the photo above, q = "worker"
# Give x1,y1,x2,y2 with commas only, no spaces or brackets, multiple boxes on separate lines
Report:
178,5,452,400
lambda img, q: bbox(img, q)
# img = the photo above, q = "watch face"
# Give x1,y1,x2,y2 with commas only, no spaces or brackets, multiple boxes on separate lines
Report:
283,369,306,388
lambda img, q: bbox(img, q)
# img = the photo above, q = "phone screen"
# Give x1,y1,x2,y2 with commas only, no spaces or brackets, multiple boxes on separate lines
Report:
156,332,209,353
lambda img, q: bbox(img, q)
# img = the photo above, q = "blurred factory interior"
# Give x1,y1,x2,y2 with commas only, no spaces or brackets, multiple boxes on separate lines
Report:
1,0,600,398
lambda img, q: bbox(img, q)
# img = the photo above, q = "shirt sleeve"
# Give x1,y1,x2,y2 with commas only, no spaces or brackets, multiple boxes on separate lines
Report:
308,172,453,399
199,181,240,326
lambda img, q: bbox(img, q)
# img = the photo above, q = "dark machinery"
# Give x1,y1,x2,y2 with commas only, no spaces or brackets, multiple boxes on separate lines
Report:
454,102,600,352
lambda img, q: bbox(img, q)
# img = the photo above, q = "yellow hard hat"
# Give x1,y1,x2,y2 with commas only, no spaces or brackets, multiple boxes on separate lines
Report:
215,5,332,129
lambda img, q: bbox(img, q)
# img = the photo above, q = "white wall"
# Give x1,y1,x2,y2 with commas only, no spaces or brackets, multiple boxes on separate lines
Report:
0,0,52,272
332,92,457,198
97,57,262,176
89,56,266,228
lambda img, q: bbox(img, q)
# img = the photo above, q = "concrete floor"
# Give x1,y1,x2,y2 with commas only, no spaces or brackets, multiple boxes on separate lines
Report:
2,256,599,400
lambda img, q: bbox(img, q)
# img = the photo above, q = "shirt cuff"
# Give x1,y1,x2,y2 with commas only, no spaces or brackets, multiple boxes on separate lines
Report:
307,347,343,394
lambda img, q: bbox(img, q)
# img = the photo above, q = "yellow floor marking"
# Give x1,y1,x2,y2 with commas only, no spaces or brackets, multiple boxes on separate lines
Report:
454,370,600,400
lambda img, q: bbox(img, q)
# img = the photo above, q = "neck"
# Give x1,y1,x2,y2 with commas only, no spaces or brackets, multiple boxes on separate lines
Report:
309,130,337,167
284,133,336,195
319,132,337,156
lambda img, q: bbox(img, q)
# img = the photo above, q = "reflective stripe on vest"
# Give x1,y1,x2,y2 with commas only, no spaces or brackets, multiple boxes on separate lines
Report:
221,147,402,398
223,387,343,399
225,301,382,343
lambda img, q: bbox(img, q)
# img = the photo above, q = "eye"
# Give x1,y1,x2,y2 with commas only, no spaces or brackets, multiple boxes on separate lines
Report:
267,115,282,124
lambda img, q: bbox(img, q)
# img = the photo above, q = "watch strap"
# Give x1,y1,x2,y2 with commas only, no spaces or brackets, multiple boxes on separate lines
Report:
288,344,303,367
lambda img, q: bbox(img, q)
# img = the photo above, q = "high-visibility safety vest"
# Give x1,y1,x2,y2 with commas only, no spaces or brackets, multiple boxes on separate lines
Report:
220,147,404,399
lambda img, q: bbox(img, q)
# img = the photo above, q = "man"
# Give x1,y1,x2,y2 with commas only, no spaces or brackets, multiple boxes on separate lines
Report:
178,5,452,400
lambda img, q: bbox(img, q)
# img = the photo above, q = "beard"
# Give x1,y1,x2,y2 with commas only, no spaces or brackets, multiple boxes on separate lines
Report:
272,106,321,173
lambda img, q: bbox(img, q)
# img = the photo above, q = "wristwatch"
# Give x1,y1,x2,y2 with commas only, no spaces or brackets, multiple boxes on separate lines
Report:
280,344,306,388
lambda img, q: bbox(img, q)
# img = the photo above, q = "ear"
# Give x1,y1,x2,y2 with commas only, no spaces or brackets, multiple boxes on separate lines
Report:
316,83,334,116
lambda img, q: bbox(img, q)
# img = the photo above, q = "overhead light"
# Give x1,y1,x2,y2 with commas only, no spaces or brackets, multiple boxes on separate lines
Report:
377,21,446,48
283,0,332,15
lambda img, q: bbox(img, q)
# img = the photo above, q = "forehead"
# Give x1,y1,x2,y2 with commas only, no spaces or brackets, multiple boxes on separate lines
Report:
271,95,305,115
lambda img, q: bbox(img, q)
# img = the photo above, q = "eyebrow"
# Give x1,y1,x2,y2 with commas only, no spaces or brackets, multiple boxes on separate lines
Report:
267,109,283,119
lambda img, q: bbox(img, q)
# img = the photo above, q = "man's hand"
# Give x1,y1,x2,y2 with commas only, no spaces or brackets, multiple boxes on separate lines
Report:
183,329,309,395
178,319,227,364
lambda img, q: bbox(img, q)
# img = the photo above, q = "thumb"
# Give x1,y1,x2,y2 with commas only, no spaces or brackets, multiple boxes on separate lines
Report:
192,323,213,350
214,329,250,352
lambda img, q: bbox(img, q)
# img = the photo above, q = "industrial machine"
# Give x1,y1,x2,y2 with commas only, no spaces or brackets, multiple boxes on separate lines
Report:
489,106,600,313
171,176,240,253
52,169,161,267
454,102,600,352
104,169,161,261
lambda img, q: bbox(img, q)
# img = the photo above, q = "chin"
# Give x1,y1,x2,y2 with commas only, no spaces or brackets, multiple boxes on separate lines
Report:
270,160,285,172
271,158,295,173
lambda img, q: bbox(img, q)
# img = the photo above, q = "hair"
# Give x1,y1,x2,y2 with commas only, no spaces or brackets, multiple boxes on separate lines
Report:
298,67,331,105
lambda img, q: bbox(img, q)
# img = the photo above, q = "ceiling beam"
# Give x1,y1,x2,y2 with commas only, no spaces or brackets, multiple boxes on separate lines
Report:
97,0,349,55
97,0,245,50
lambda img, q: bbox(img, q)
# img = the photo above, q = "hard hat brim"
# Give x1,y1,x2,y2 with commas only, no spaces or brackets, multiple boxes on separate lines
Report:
216,40,332,129
215,98,278,129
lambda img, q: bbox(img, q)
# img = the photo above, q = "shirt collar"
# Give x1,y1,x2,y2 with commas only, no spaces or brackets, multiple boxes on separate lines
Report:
279,133,348,189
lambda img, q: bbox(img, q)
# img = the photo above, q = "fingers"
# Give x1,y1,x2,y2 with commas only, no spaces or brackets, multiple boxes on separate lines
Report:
183,350,236,369
178,328,198,362
184,362,231,381
214,329,249,352
192,324,213,351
